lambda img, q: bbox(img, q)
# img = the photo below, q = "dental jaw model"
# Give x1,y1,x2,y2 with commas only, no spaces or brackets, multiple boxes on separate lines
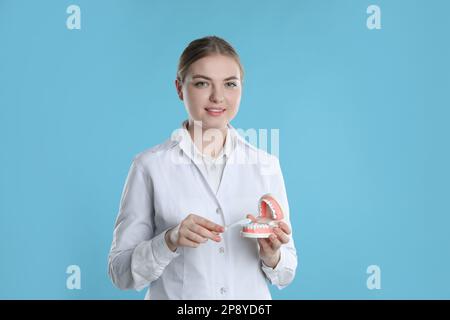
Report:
241,194,284,238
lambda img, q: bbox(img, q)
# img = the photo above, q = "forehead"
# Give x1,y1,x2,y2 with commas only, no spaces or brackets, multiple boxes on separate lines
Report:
187,54,241,80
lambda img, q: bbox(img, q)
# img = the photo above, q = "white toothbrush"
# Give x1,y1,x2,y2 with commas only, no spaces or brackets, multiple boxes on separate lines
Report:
224,218,252,231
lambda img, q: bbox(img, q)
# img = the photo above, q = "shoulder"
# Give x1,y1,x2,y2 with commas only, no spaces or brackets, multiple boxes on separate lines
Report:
131,138,179,170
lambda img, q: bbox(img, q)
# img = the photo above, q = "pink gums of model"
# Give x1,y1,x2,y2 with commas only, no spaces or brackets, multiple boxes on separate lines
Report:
241,193,284,238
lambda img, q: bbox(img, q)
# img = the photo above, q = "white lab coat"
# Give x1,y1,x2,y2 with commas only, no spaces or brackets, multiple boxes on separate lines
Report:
108,121,298,299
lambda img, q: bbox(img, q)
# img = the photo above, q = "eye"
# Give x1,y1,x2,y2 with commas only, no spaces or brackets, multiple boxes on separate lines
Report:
226,82,238,88
194,81,208,88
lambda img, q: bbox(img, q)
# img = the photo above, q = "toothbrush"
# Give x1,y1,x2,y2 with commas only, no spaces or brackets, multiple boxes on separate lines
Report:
224,218,252,231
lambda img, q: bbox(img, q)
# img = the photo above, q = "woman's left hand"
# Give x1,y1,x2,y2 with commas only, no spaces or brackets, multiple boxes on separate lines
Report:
246,214,291,269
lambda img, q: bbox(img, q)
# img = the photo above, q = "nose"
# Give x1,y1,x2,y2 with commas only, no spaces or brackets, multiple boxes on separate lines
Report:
210,86,224,104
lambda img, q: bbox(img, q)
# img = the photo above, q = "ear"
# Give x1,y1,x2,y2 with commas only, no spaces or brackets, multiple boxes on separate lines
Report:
175,79,184,101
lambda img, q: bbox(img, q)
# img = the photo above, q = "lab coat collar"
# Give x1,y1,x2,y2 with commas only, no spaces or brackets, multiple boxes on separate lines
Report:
169,119,263,208
173,119,237,164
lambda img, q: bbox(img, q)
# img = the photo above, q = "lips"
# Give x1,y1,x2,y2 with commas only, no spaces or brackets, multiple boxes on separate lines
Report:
205,107,226,116
205,107,226,112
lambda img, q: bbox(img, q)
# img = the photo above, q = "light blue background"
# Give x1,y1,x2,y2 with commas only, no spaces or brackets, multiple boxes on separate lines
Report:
0,0,449,299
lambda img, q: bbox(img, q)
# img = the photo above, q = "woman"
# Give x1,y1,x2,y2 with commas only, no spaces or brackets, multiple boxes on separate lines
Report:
108,36,298,299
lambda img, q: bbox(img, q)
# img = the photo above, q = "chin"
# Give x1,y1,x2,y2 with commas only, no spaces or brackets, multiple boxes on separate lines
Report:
202,113,226,121
204,122,227,128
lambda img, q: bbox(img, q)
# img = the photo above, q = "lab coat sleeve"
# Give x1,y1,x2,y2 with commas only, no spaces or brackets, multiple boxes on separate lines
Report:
108,158,180,291
260,156,298,289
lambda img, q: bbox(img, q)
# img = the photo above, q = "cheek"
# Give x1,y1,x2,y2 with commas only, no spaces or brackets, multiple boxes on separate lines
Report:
227,91,241,109
185,88,209,108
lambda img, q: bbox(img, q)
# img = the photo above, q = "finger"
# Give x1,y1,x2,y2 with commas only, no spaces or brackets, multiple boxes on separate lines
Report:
258,238,272,252
269,234,282,250
179,237,201,248
184,229,208,244
246,214,257,222
273,227,290,244
193,215,225,233
189,224,221,242
278,221,291,235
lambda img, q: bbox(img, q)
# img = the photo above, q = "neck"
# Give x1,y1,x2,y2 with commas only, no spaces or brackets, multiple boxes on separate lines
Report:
187,120,228,159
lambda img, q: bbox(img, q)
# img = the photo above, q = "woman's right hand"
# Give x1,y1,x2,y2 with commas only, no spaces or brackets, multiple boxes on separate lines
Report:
165,214,225,252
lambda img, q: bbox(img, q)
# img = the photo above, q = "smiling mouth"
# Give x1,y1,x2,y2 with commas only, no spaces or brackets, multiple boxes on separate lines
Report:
205,107,226,115
205,107,226,112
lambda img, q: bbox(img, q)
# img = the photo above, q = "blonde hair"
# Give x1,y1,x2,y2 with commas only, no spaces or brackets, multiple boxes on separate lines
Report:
176,35,244,84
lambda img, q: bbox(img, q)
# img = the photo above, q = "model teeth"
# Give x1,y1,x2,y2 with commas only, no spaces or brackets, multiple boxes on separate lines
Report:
264,199,277,219
245,223,271,230
242,195,282,237
268,200,275,218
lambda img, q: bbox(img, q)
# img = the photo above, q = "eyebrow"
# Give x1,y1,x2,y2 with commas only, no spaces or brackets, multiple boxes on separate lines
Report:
191,74,240,81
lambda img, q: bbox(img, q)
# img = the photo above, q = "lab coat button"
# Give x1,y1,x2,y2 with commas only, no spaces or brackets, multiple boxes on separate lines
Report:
219,247,225,253
216,207,221,214
220,287,227,295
